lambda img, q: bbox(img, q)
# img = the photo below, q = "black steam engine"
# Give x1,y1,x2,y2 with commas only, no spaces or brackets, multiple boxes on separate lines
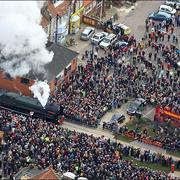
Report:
0,91,63,123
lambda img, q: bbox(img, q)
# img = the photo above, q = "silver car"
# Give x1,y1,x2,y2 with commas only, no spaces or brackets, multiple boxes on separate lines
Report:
165,0,180,8
91,32,108,45
80,27,95,41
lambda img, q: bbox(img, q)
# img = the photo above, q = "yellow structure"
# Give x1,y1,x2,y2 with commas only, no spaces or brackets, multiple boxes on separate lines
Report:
70,6,84,34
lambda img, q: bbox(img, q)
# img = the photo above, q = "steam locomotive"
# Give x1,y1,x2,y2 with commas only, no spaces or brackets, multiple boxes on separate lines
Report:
0,91,63,123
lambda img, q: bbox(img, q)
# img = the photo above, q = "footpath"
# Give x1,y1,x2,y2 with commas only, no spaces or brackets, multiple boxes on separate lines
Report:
62,121,180,161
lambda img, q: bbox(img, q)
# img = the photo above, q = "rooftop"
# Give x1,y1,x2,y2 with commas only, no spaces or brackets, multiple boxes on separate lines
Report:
14,166,61,180
25,43,78,82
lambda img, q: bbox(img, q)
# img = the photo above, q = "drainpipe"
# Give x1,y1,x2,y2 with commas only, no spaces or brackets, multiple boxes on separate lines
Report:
68,3,72,34
55,15,59,43
48,16,52,42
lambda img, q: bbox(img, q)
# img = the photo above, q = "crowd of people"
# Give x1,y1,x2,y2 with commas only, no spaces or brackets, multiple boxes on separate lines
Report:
0,110,179,179
0,4,179,180
50,16,179,128
117,124,180,151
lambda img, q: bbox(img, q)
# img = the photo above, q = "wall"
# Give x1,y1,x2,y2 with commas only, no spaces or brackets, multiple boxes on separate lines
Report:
0,58,77,97
0,71,35,96
83,0,96,15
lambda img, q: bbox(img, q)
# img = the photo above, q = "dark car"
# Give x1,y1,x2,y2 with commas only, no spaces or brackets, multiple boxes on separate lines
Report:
107,113,125,125
115,41,129,52
127,98,146,115
148,11,172,22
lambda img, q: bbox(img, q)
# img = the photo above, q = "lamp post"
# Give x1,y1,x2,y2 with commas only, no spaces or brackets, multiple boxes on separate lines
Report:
99,0,103,22
55,14,60,44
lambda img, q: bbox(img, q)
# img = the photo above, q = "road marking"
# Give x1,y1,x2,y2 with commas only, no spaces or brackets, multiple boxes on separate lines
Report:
143,107,155,119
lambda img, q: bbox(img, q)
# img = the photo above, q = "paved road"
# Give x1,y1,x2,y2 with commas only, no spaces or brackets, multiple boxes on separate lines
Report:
122,0,163,41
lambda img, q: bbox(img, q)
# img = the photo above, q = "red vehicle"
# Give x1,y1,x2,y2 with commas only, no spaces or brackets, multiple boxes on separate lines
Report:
154,105,180,127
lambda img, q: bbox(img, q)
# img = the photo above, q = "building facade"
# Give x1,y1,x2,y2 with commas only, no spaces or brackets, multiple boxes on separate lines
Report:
40,0,105,43
41,0,71,44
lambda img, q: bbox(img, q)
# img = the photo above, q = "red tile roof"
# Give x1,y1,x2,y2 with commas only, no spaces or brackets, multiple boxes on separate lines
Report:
30,167,59,180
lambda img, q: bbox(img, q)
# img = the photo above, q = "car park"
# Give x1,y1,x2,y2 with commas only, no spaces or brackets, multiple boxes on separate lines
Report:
127,98,146,115
80,27,95,41
148,11,172,22
91,32,108,45
159,4,176,15
99,33,117,49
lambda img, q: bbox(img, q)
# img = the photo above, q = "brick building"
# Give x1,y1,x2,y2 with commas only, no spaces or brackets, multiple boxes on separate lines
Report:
0,43,78,96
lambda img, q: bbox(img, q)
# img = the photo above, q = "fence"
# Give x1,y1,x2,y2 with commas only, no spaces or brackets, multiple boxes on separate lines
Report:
82,15,100,28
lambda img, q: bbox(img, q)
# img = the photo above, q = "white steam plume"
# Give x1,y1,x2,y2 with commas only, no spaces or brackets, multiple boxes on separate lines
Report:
0,1,54,77
29,80,50,107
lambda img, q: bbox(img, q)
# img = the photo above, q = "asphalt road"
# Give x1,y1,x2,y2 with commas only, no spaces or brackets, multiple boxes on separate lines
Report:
122,0,164,41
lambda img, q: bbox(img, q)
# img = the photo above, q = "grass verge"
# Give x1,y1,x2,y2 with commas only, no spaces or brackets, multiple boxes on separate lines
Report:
117,135,134,143
123,156,173,173
167,151,180,158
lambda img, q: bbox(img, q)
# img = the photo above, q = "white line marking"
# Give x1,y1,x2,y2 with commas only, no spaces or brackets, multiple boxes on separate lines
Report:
143,108,155,118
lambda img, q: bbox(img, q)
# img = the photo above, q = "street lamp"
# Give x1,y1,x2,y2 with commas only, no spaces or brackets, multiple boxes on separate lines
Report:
55,15,59,43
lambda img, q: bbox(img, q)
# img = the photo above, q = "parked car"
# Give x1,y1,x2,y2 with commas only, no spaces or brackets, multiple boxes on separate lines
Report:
107,113,125,124
80,27,95,41
165,0,180,9
127,98,146,115
91,32,108,45
159,4,176,15
99,33,117,49
103,113,125,130
148,11,172,23
136,98,147,105
113,23,131,35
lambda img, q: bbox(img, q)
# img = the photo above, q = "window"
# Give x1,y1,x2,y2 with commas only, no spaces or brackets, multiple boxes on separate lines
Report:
3,72,13,80
53,0,63,8
53,0,59,4
21,78,29,85
88,30,92,35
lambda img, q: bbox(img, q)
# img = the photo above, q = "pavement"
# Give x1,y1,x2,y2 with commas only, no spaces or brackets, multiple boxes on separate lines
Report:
130,140,167,154
62,121,180,162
